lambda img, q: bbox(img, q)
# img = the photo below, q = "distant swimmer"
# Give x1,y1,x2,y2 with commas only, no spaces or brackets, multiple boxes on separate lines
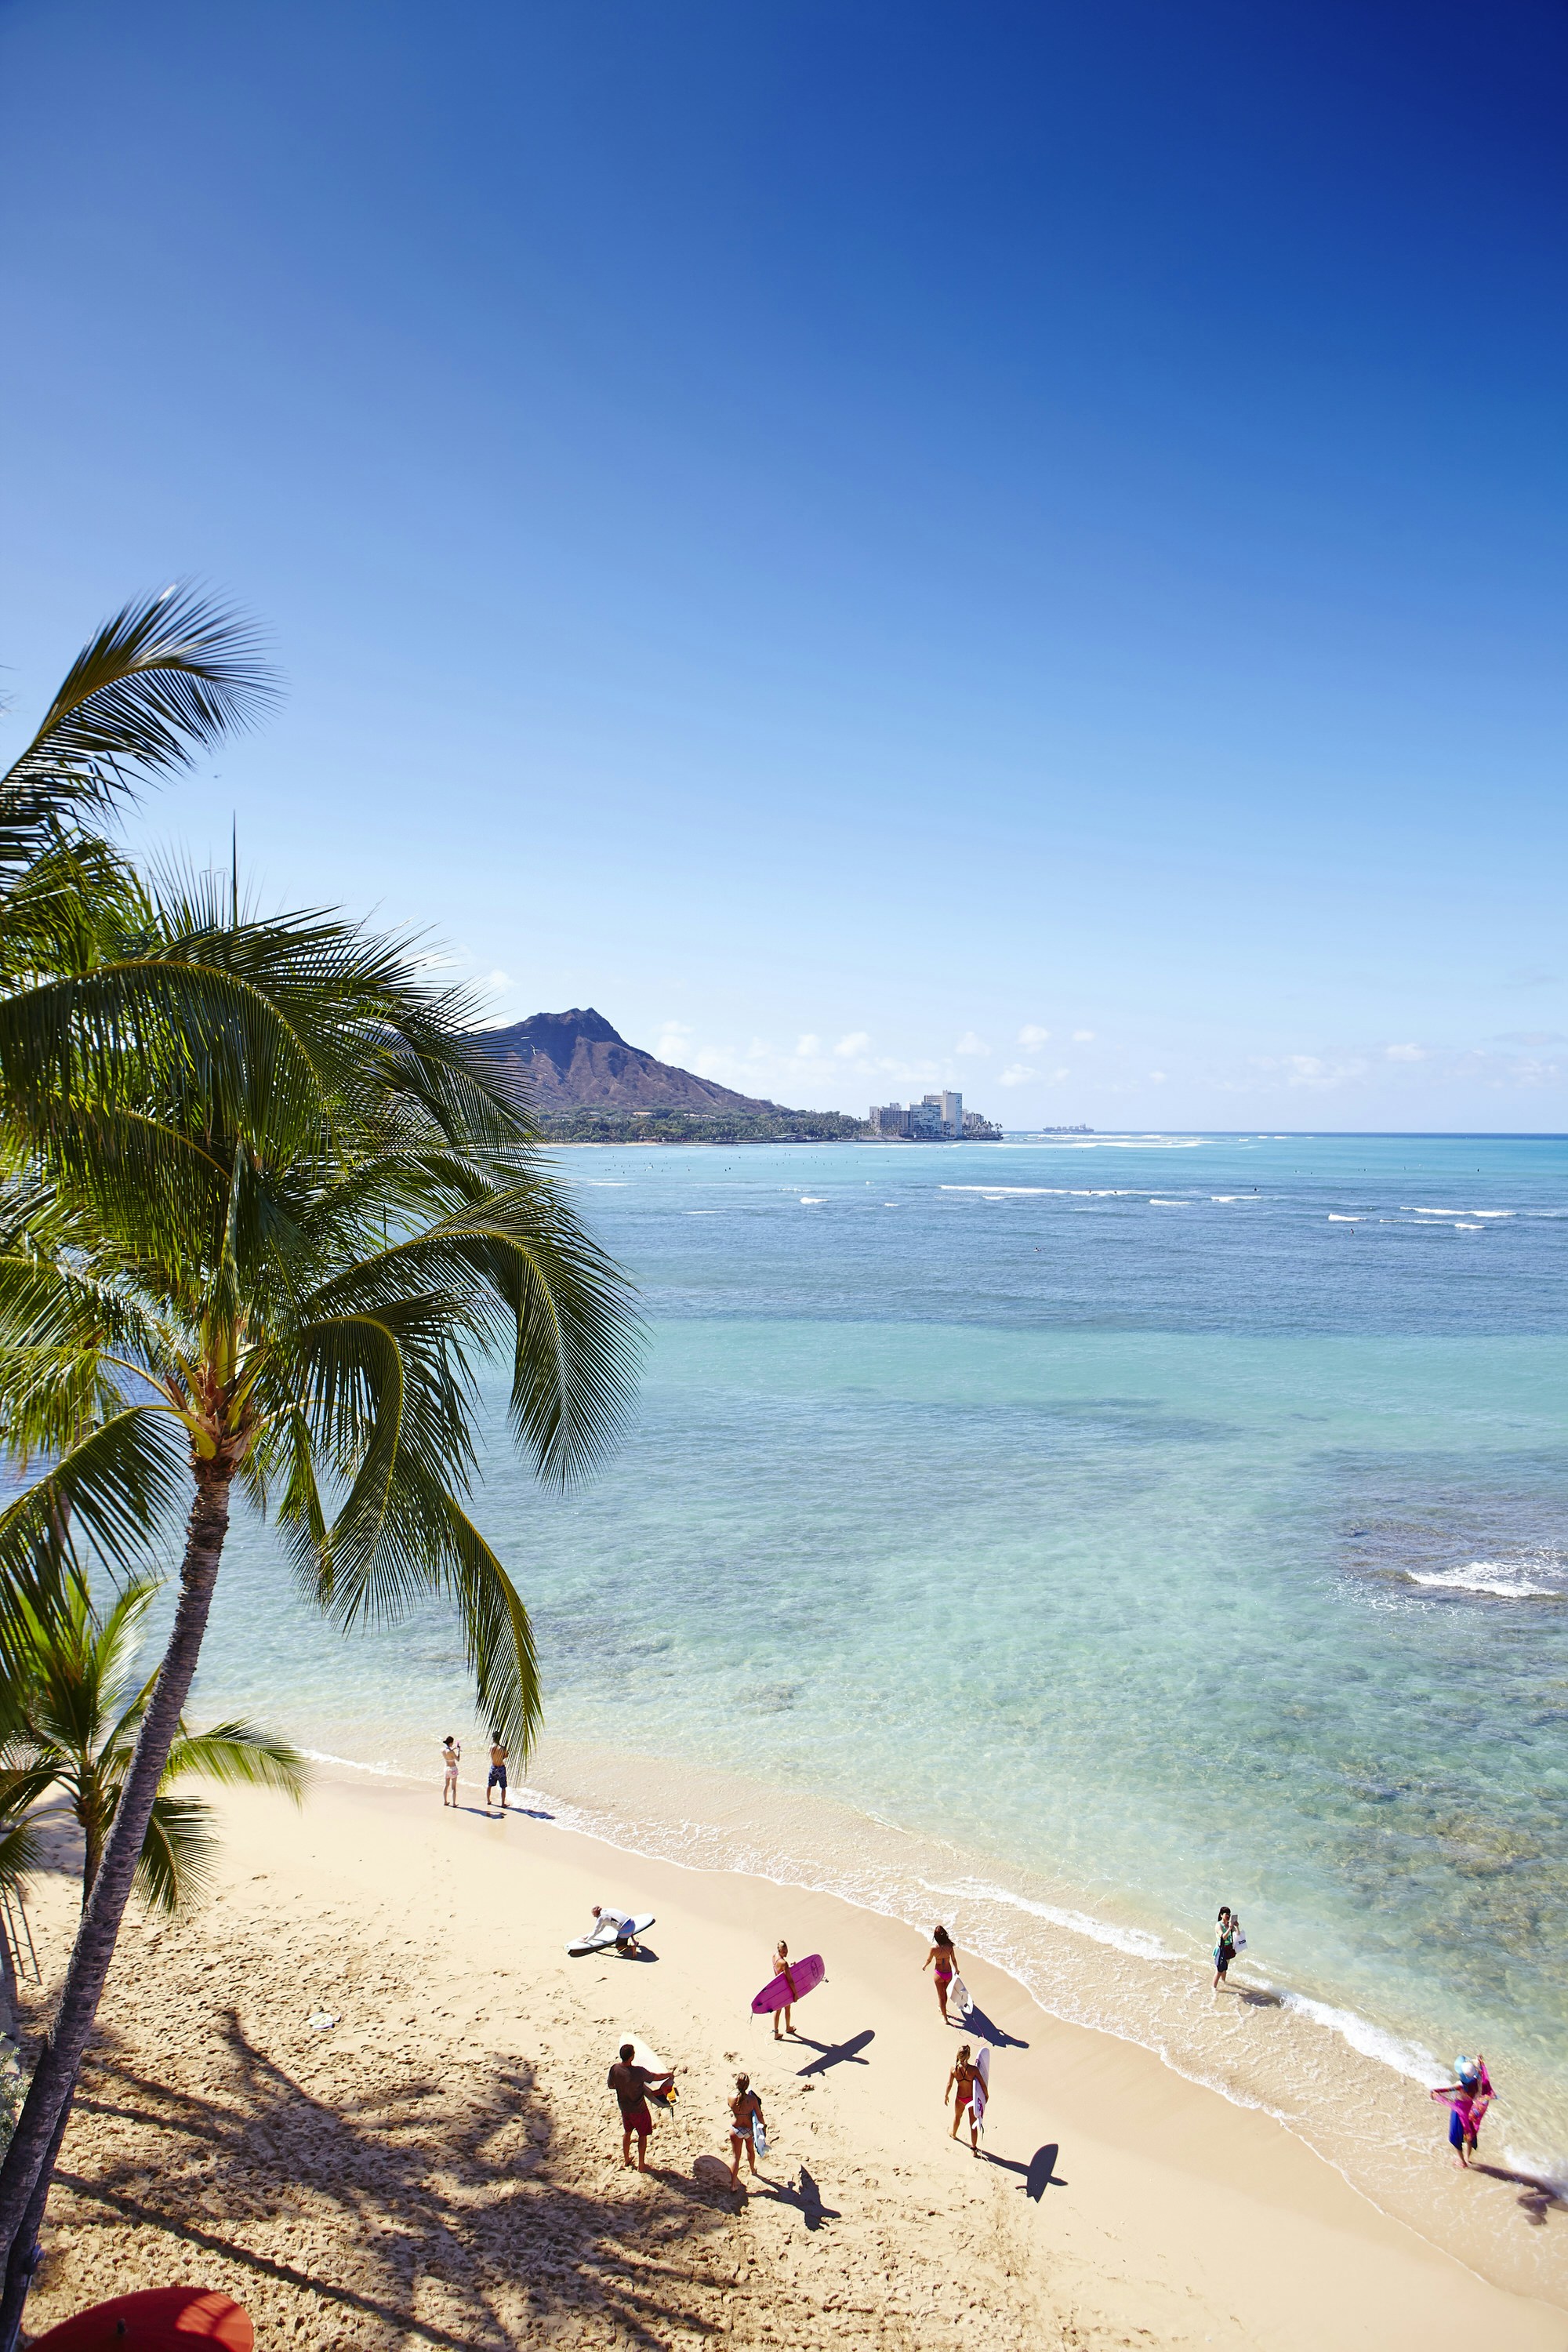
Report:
1212,1904,1244,1989
771,1940,796,2040
1432,2055,1494,2169
487,1735,509,1810
441,1735,461,1806
946,2042,985,2152
924,1925,959,2022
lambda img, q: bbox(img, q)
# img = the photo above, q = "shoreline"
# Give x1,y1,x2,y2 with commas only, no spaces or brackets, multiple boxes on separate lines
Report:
27,1769,1568,2343
29,1764,1563,2346
294,1730,1568,2307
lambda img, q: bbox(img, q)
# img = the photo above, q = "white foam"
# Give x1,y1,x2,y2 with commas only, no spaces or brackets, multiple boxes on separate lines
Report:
798,1196,826,1205
932,1875,1178,1964
1406,1561,1563,1599
1275,1987,1442,2089
1328,1214,1360,1222
942,1185,1053,1194
1148,1198,1192,1207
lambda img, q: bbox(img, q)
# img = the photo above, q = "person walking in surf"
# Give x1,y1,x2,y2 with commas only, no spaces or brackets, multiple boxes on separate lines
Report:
1212,1904,1242,1989
1432,2055,1494,2169
924,1925,960,2020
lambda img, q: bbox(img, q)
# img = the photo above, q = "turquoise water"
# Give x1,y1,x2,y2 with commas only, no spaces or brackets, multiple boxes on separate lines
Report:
189,1132,1568,2236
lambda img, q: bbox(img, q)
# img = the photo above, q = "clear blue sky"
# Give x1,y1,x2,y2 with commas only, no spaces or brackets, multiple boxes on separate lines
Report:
3,1,1566,1128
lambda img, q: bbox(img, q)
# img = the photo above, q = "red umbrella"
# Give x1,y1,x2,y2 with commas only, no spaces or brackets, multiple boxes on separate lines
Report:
28,2288,252,2350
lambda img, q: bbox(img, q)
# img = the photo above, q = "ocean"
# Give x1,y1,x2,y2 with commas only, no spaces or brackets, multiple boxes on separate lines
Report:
187,1132,1568,2285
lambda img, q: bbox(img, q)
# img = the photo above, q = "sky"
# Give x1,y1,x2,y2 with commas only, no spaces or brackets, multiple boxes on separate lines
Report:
2,1,1566,1130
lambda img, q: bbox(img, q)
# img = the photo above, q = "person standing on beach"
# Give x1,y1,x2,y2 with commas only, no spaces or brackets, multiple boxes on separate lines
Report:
1212,1905,1240,1989
728,2073,767,2186
608,2042,673,2171
946,2044,984,2152
441,1736,461,1806
924,1926,959,2020
771,1940,797,2040
487,1735,509,1810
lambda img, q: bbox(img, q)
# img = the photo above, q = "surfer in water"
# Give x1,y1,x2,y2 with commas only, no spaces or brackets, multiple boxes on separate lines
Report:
946,2044,984,2151
771,1940,797,2040
924,1926,959,2021
441,1736,460,1806
728,2073,767,2187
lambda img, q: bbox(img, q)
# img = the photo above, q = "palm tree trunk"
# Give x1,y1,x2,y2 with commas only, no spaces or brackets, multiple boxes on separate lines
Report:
0,1457,230,2297
0,2091,73,2352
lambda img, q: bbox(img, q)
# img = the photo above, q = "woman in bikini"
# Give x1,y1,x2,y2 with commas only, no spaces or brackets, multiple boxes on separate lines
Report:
924,1925,959,2021
946,2044,983,2151
728,2072,766,2186
771,1940,797,2041
441,1736,461,1807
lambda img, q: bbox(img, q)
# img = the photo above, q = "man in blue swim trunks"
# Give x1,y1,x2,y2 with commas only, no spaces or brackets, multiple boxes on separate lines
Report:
487,1736,509,1810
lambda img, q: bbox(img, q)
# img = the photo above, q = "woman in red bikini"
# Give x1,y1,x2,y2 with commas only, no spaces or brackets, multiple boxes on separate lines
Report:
924,1924,959,2021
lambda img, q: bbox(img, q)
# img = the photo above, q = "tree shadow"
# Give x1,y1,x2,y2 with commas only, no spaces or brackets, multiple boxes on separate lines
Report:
793,2031,873,2078
42,2007,744,2349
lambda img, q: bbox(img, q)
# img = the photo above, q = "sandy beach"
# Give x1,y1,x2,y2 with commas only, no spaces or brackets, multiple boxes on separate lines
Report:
9,1770,1563,2349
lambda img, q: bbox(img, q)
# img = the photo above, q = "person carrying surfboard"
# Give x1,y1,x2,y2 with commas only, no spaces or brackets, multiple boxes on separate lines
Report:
728,2073,768,2186
924,1925,960,2021
946,2043,986,2151
608,2042,673,2171
771,1940,797,2039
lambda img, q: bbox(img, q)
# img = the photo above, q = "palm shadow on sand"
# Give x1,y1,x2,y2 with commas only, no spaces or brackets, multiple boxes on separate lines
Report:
49,2010,746,2350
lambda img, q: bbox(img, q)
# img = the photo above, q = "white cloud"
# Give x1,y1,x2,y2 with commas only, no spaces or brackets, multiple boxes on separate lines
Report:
481,969,512,995
1000,1064,1035,1087
1149,1070,1167,1083
1385,1043,1426,1062
1073,1029,1096,1044
955,1031,991,1057
1018,1024,1051,1049
835,1031,871,1058
794,1034,822,1059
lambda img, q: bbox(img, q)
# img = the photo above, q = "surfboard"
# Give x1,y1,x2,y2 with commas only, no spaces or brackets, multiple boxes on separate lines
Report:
566,1911,655,1957
750,1953,825,2014
621,2034,677,2100
949,1973,972,2016
29,2288,252,2350
971,2042,992,2136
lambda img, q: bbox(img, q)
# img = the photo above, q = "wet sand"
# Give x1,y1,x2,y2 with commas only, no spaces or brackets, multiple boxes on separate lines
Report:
18,1774,1568,2349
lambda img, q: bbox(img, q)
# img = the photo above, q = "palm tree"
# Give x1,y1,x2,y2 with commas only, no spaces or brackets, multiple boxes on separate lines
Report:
0,597,641,2335
5,1573,305,1911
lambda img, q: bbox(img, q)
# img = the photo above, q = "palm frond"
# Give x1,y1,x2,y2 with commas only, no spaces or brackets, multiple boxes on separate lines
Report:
1,586,277,845
162,1722,307,1802
0,1412,185,1590
133,1793,217,1913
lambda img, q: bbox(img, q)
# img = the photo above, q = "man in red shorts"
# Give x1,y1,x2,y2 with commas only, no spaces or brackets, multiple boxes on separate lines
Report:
608,2042,674,2170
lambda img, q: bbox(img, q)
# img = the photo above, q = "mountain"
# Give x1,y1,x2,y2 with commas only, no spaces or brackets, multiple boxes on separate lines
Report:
476,1007,782,1114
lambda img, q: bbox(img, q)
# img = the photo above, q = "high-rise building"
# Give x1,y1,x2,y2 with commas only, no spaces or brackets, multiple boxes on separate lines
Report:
940,1089,963,1138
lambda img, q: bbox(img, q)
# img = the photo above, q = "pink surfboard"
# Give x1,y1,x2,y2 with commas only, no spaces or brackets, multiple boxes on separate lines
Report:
750,1954,825,2014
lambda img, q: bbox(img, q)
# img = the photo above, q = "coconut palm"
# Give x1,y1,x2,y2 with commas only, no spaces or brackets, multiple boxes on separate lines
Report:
4,1573,305,1911
0,600,640,2332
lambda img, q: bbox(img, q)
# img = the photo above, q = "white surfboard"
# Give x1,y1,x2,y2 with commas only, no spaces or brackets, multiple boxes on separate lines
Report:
971,2042,992,2137
620,2034,677,2100
566,1910,655,1957
949,1973,972,2016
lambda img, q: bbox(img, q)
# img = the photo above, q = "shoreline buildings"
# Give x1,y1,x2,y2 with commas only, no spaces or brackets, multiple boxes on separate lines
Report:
869,1091,1003,1140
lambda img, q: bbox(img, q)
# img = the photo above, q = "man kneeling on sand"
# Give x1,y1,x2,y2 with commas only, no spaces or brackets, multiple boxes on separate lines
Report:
608,2042,673,2172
